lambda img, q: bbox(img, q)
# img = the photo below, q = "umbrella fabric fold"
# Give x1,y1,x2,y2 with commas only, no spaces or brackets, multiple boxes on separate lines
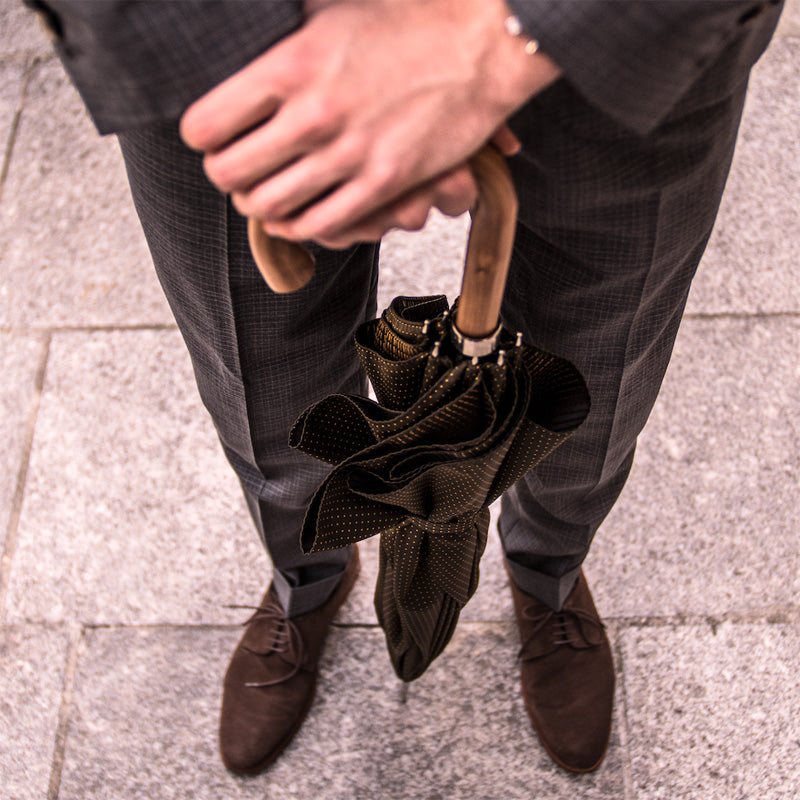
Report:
289,294,590,681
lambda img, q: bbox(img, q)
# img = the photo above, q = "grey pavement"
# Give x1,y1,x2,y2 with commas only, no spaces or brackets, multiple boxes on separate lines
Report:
1,3,799,799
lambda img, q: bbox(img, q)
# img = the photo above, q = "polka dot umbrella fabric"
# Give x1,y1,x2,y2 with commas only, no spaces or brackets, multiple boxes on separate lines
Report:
290,295,590,681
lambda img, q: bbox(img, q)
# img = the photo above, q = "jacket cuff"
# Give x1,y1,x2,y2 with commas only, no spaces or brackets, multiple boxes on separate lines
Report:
505,0,782,135
32,0,304,135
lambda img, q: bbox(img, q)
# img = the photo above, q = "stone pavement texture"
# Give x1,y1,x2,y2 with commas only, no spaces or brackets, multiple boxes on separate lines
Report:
1,3,798,799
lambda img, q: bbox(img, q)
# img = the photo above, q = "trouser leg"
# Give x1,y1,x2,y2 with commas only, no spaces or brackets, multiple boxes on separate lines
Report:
499,79,749,609
116,121,379,616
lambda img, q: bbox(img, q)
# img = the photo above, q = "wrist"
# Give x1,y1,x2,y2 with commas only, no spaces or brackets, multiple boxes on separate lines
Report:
480,0,562,117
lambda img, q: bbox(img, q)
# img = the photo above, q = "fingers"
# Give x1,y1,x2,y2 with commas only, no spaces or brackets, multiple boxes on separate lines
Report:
490,123,522,157
272,165,478,250
207,99,352,198
428,165,478,217
180,50,284,152
179,2,527,248
230,141,357,221
221,116,513,238
180,30,319,152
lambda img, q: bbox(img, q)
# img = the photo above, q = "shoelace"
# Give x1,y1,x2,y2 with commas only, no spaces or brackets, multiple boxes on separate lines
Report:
225,599,306,687
518,605,605,662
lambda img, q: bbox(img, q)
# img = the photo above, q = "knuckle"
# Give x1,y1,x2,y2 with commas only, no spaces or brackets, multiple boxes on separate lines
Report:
297,96,343,143
203,154,236,192
362,223,387,241
277,45,313,85
435,170,476,215
180,109,216,151
443,168,476,198
250,187,285,221
335,133,365,169
230,191,250,218
319,234,352,250
296,114,326,144
314,94,344,126
233,184,288,223
394,204,429,232
323,221,382,248
283,219,312,241
369,158,404,193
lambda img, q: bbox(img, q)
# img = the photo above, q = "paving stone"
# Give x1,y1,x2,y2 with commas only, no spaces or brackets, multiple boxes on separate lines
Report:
262,627,418,800
0,333,43,553
776,0,800,37
336,533,379,624
398,623,625,800
0,59,26,171
58,626,399,800
460,510,516,623
59,626,247,800
589,317,800,617
688,37,800,314
0,624,69,800
0,58,171,327
59,623,624,800
5,330,268,625
378,210,469,314
0,0,53,61
622,622,800,799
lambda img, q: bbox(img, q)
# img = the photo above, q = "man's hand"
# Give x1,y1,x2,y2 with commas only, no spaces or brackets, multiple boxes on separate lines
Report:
180,0,561,248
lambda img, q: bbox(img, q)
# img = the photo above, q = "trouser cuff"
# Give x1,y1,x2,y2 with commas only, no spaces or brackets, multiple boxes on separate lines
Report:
503,553,581,612
273,555,352,618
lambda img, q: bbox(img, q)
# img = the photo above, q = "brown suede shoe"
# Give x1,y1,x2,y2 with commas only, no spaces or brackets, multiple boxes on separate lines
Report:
507,569,614,773
219,550,360,775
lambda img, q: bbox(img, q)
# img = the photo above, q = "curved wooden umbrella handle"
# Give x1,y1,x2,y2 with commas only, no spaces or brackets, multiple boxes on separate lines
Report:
248,217,316,294
247,144,517,306
454,145,518,340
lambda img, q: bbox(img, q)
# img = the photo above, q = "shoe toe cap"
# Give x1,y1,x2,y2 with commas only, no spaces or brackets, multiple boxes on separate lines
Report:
541,721,610,772
527,682,614,772
219,679,314,775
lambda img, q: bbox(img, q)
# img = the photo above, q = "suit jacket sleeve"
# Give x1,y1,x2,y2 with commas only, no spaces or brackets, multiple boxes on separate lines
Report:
26,0,304,134
30,0,782,136
505,0,783,135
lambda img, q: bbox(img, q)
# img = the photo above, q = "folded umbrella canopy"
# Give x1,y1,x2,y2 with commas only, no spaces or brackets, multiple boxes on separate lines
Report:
249,147,590,681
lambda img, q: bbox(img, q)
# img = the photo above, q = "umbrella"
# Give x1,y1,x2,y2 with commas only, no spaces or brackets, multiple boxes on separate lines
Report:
249,146,590,681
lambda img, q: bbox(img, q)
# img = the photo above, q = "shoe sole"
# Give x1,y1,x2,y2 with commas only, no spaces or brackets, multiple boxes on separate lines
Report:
221,551,361,776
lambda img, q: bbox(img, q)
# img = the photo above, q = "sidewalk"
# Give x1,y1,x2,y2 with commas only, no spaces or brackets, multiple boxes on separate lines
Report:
1,3,798,799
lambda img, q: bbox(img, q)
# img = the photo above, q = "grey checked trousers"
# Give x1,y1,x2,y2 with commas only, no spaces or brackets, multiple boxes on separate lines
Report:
116,70,748,613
